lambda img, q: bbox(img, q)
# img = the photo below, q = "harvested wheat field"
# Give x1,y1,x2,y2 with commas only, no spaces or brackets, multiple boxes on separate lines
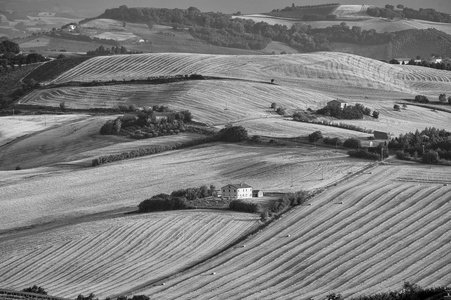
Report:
0,210,259,298
48,52,443,94
0,114,89,147
135,164,451,299
0,143,367,231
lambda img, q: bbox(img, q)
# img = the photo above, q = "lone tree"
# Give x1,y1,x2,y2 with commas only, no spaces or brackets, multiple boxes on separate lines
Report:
372,111,379,119
439,93,447,103
308,130,323,142
343,138,361,148
393,104,400,111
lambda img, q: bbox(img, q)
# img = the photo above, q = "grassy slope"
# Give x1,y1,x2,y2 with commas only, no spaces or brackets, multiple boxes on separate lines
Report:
139,164,451,299
0,211,260,298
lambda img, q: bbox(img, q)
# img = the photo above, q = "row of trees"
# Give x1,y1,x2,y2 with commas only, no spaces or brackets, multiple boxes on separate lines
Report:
93,125,249,166
87,45,129,56
367,5,451,23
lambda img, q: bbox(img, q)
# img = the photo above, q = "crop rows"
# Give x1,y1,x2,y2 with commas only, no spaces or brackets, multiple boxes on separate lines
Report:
48,52,451,97
0,211,259,298
138,165,451,299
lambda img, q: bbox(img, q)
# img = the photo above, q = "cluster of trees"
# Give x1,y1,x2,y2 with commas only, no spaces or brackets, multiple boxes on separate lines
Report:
189,26,270,50
414,95,429,103
22,285,47,295
100,108,192,139
367,5,451,23
76,293,149,300
347,148,381,160
389,127,451,164
217,125,249,142
87,45,129,56
0,40,48,71
138,185,220,213
267,191,309,216
268,3,340,21
229,200,262,213
316,103,375,120
349,282,447,300
138,194,189,212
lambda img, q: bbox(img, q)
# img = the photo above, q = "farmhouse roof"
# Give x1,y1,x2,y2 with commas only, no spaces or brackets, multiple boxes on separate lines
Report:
221,183,253,189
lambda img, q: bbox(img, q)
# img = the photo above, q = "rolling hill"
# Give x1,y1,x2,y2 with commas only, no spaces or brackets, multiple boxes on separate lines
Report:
1,46,451,300
137,164,451,299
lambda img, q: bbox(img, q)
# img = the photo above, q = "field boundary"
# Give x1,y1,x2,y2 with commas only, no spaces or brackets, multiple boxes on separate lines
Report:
39,75,276,90
0,289,71,300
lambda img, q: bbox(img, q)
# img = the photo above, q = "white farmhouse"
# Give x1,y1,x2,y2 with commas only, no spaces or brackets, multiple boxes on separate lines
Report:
221,183,253,199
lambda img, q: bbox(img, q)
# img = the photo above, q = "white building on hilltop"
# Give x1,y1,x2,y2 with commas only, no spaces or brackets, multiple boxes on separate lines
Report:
221,183,253,199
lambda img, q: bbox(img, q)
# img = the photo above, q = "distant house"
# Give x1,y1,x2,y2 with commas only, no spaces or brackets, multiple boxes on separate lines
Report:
252,190,263,198
221,183,253,199
138,39,145,43
373,131,390,140
327,99,347,109
67,25,76,32
430,56,442,64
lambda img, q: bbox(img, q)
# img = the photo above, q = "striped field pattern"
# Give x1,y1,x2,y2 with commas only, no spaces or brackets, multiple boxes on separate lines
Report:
134,164,451,299
47,52,451,95
0,211,259,298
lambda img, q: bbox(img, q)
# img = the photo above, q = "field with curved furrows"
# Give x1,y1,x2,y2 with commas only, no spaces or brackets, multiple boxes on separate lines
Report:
133,164,451,299
0,211,260,298
47,52,451,97
0,143,367,231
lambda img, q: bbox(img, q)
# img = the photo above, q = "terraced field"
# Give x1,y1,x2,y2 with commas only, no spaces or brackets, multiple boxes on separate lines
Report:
0,211,260,298
134,164,451,299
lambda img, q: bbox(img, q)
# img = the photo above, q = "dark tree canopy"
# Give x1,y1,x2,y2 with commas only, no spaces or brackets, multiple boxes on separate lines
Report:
218,125,248,142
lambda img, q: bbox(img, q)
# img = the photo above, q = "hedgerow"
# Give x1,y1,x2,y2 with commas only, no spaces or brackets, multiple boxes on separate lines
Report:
229,200,262,213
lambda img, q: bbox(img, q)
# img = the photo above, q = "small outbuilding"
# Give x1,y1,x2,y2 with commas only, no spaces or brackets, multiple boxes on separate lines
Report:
327,99,347,109
252,190,263,198
373,131,390,140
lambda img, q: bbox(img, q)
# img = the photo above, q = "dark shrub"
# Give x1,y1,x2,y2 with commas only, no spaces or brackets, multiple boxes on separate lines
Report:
218,125,248,142
308,131,323,142
229,200,262,213
323,137,342,146
343,138,361,148
348,148,380,160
